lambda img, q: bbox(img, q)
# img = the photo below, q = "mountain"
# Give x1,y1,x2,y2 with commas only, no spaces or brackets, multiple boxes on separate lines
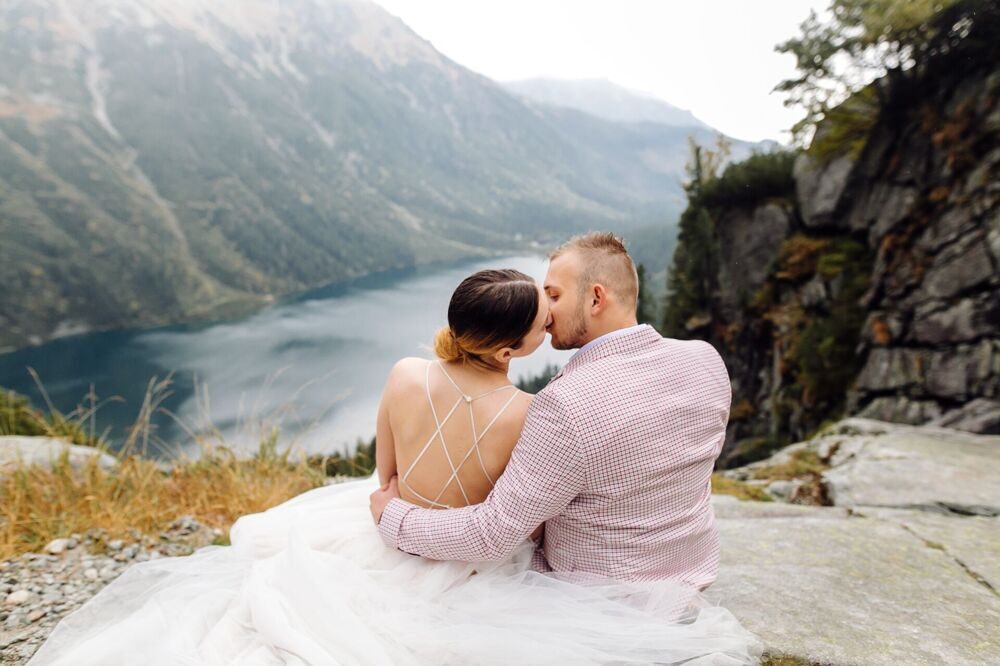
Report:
0,0,738,353
503,78,708,129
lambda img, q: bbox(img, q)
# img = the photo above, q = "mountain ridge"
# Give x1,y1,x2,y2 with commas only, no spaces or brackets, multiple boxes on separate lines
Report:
0,0,744,353
503,77,708,129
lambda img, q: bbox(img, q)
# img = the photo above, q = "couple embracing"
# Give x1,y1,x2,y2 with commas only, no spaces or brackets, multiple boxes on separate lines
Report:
31,233,761,664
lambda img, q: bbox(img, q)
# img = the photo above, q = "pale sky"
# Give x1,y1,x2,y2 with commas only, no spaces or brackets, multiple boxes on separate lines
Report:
373,0,829,143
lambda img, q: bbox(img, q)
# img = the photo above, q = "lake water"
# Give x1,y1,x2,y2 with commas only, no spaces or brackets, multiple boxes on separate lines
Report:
0,255,572,459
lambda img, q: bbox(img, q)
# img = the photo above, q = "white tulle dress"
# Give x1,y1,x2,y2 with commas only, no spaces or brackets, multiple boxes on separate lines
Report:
27,471,762,665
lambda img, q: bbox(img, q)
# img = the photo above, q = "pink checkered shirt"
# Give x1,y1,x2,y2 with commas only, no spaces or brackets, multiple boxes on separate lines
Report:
378,325,731,589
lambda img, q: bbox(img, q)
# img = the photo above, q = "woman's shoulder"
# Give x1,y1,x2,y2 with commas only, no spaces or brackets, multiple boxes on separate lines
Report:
383,357,431,393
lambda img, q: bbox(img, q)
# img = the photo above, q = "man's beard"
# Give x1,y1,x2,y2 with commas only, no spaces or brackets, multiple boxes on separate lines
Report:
550,304,588,350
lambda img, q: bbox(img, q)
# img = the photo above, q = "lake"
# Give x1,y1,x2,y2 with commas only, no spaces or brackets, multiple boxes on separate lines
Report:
0,255,573,459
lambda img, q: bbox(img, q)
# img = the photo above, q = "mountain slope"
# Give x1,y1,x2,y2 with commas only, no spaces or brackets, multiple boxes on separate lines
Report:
0,0,715,352
504,78,708,128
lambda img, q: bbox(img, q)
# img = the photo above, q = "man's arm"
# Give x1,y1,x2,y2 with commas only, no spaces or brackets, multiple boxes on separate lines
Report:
376,389,586,562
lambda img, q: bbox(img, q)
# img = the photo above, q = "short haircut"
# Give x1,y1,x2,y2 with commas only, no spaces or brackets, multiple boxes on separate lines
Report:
549,232,638,308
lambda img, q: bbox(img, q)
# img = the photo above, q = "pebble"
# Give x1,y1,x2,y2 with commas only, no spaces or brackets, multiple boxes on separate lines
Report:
43,539,70,556
0,516,217,664
5,590,30,606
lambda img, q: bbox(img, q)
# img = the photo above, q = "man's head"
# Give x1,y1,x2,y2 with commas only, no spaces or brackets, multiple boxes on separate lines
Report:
544,232,639,350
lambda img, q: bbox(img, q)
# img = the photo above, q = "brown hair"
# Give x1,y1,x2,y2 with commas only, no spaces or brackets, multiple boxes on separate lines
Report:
433,269,539,371
549,232,638,307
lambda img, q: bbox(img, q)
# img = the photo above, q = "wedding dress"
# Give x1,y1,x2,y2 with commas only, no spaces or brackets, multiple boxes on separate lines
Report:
28,362,762,665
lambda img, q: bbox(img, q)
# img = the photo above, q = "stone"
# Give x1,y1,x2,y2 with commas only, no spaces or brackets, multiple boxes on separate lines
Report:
798,275,827,308
930,398,1000,435
716,203,791,317
765,479,796,501
0,437,118,478
921,240,994,300
27,609,46,623
4,590,31,606
856,507,1000,590
857,396,943,425
917,206,977,252
987,209,1000,261
925,350,974,400
819,421,1000,509
870,184,919,242
854,348,926,393
107,539,124,552
43,539,70,556
82,568,98,581
911,294,1000,345
794,153,854,228
710,497,1000,665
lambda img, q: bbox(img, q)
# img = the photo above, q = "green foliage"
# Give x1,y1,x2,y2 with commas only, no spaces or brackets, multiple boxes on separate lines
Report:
697,151,798,211
636,264,658,327
664,146,798,337
775,0,993,147
0,386,106,448
776,235,831,282
785,237,872,408
306,437,376,478
816,237,869,279
663,206,717,337
516,364,561,394
807,85,880,163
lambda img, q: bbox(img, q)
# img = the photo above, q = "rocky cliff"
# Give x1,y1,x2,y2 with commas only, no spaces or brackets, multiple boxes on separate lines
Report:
670,11,999,465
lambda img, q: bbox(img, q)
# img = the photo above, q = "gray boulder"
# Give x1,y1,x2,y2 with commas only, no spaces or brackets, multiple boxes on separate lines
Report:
922,240,994,301
711,496,1000,665
711,419,1000,664
0,436,118,477
794,153,854,228
930,398,1000,435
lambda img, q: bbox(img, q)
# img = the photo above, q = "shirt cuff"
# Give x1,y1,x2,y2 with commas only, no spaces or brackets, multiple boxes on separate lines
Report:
377,497,416,549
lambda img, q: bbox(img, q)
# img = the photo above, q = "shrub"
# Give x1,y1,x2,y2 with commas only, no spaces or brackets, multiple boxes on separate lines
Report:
697,151,798,211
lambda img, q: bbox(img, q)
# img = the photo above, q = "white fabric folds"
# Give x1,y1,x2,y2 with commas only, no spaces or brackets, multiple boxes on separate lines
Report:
29,475,762,665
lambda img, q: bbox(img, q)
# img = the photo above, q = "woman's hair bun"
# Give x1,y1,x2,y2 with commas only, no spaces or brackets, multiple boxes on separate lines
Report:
433,326,463,362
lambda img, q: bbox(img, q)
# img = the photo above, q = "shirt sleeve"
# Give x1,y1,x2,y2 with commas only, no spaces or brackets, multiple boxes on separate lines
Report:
377,388,587,561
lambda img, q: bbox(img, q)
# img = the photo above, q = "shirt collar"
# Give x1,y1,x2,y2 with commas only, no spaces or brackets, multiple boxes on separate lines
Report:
569,323,650,362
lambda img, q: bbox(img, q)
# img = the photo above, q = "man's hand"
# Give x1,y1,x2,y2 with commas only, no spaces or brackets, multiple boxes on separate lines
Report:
370,475,400,525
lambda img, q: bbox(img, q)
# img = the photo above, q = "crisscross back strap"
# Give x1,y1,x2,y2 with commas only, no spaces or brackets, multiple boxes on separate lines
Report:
399,360,520,508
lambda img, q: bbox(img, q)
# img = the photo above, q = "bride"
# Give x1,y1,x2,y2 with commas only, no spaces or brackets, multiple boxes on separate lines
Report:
28,268,761,665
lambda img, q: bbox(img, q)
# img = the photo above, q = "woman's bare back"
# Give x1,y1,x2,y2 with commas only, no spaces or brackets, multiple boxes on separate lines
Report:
376,357,532,509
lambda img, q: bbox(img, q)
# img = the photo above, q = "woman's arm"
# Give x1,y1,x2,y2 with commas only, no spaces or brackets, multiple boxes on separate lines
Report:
375,374,398,487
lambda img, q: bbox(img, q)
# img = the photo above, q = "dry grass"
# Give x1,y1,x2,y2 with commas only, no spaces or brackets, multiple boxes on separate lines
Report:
711,473,773,502
750,449,827,481
0,372,347,560
0,435,325,560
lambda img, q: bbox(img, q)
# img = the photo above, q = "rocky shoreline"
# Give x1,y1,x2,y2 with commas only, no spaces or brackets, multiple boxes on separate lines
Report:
1,517,221,664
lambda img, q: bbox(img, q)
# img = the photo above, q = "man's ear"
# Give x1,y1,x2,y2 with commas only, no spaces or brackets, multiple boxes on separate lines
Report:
590,284,608,314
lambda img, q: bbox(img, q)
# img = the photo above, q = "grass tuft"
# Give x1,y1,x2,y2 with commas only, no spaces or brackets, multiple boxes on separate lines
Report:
711,473,773,502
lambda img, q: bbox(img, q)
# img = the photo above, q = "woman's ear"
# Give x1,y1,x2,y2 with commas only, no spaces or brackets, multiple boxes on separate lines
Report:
494,347,514,364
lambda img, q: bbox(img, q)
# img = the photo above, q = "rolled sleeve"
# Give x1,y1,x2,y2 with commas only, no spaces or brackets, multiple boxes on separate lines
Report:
377,497,416,548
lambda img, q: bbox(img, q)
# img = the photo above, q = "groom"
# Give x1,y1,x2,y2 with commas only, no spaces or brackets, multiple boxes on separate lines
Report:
370,232,731,590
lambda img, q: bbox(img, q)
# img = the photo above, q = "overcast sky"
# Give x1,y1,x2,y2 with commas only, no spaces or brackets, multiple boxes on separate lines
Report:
374,0,830,144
